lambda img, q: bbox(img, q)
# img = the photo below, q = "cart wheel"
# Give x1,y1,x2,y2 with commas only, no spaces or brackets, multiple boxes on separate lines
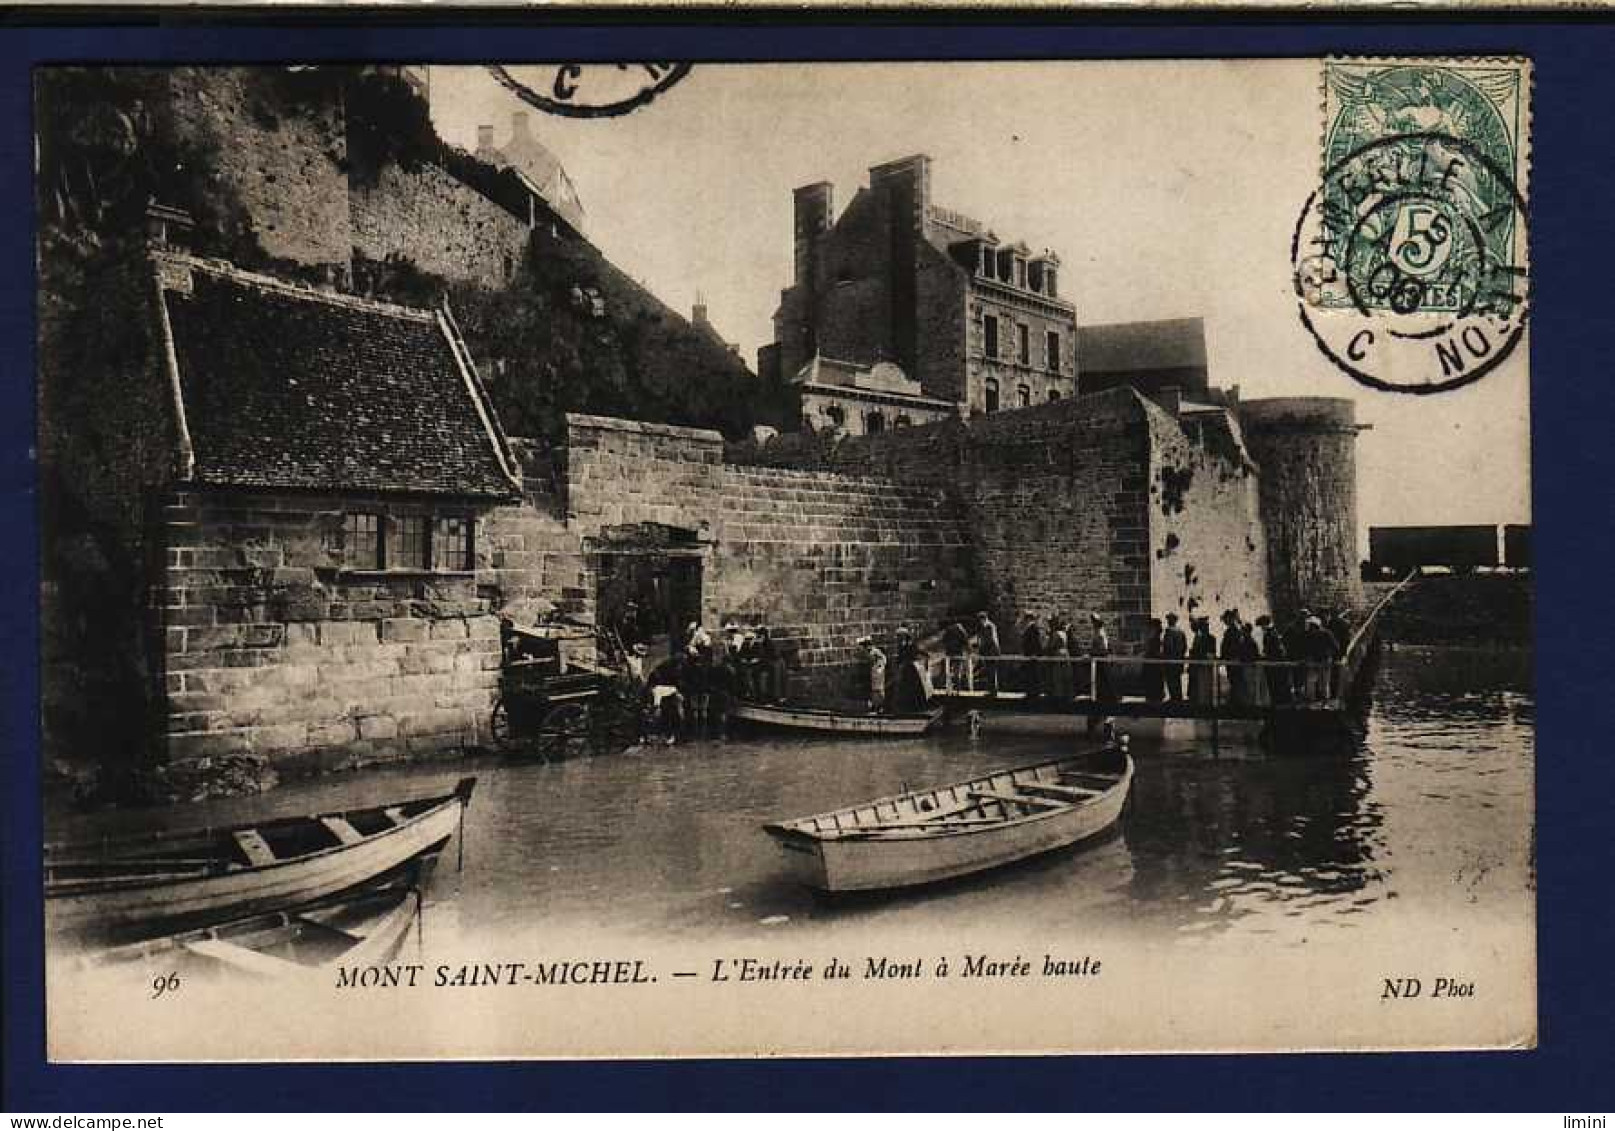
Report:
537,702,592,761
489,696,512,748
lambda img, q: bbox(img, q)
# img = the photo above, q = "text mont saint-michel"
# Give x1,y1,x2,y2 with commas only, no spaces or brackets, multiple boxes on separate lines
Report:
334,953,1103,990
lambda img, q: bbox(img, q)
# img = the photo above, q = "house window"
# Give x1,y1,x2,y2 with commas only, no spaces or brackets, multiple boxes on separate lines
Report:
1044,267,1058,298
434,516,475,572
1015,258,1027,289
984,379,1000,414
344,508,475,573
866,411,886,435
344,512,382,571
390,514,430,571
824,404,846,429
1017,323,1030,365
894,414,912,429
1049,388,1062,402
1017,384,1031,408
983,315,1000,358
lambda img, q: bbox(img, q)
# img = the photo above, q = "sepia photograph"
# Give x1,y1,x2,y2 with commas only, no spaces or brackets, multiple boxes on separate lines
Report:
35,57,1534,1061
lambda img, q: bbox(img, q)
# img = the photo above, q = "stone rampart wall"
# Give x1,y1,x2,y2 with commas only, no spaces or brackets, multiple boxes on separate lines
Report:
565,415,977,697
1143,399,1269,627
350,161,530,289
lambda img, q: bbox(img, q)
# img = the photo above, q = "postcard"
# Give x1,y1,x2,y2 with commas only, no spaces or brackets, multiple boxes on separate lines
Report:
37,58,1533,1060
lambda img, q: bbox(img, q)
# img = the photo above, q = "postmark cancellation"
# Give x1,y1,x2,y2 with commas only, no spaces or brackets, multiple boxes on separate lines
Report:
1295,58,1532,394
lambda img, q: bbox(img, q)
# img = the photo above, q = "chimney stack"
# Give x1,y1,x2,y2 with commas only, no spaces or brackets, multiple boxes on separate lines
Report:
868,154,932,233
792,182,834,287
476,125,496,153
511,110,531,141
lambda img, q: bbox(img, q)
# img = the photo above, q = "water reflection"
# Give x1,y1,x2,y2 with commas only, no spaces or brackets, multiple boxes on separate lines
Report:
46,646,1533,949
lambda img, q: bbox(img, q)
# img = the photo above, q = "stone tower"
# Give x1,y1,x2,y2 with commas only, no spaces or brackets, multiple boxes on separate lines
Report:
1240,397,1366,619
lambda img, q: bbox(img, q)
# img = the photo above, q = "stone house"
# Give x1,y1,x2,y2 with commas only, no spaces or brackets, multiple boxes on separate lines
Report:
763,154,1079,425
152,250,526,773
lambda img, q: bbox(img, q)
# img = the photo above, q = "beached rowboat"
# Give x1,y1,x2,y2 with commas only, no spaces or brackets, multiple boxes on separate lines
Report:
46,777,475,941
763,747,1131,892
729,702,944,737
80,880,425,980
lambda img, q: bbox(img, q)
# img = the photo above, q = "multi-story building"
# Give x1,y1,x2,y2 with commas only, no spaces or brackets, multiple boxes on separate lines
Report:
474,109,587,234
762,154,1078,431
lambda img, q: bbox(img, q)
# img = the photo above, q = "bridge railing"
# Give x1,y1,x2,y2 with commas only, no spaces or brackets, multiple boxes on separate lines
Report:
930,652,1344,708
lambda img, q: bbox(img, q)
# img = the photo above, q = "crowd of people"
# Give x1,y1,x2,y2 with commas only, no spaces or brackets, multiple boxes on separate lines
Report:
912,606,1355,708
1147,607,1353,706
606,601,1356,744
632,621,789,744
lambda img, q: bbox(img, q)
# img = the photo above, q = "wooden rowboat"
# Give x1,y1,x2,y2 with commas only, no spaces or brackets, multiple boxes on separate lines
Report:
730,701,945,737
763,747,1132,892
80,879,426,980
46,777,475,941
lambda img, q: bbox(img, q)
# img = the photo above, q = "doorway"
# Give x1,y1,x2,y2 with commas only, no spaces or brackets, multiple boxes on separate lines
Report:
594,551,704,664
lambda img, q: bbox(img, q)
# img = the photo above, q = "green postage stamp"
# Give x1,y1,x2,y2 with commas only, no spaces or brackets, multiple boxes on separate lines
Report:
1295,57,1531,394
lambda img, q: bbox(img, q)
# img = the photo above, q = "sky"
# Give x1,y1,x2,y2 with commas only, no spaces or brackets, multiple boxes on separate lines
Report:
429,62,1532,540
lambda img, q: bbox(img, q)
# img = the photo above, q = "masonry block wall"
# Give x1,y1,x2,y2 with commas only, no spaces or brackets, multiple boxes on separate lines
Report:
564,415,977,697
165,68,353,273
350,161,529,288
739,388,1272,653
157,487,544,776
1142,399,1269,625
1240,398,1364,619
961,390,1155,645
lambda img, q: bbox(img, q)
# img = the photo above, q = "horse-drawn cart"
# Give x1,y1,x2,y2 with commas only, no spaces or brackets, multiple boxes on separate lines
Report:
490,619,642,759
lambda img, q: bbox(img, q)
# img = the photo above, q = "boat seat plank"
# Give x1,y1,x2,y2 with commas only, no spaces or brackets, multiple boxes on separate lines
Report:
182,937,300,978
232,829,278,867
832,815,1003,835
383,807,406,826
968,789,1063,811
1058,772,1123,789
1018,781,1101,802
320,816,365,845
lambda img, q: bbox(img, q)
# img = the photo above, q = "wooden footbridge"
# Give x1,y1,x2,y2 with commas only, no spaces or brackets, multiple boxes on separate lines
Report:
930,573,1416,747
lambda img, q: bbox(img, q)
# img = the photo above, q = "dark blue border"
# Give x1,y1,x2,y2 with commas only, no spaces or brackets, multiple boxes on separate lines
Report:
5,17,1612,1112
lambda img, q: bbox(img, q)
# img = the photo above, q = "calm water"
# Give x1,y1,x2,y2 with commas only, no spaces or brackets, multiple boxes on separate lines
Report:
49,646,1534,949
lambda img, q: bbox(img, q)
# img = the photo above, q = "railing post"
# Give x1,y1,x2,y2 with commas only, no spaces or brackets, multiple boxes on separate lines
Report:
1210,658,1220,754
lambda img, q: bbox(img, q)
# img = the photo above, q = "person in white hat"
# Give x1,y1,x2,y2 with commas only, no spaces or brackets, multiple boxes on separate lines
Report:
858,636,887,715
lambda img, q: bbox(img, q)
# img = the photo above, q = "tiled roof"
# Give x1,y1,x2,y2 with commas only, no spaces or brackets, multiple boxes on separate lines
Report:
158,256,519,499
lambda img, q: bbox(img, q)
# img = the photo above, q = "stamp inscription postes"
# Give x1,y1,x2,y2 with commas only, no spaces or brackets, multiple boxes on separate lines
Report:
488,64,692,120
1293,59,1531,394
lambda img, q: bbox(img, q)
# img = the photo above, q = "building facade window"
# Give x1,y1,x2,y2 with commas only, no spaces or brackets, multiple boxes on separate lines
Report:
1017,323,1030,365
984,379,1000,414
344,512,382,571
1049,388,1062,402
434,516,475,572
983,314,1000,358
390,514,429,571
1017,384,1032,408
344,508,476,573
894,414,912,429
1015,258,1027,289
866,411,885,434
1046,330,1061,373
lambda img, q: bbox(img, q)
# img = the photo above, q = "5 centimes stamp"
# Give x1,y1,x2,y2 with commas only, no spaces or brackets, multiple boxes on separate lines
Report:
488,63,692,119
1293,58,1532,394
